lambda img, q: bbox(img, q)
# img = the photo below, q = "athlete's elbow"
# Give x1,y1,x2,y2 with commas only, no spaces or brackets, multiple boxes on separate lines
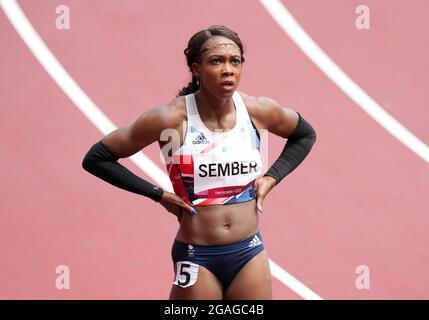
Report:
82,143,99,173
82,150,94,173
309,125,317,145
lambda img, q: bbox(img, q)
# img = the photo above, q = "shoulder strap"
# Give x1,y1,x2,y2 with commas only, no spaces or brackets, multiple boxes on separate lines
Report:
232,91,253,127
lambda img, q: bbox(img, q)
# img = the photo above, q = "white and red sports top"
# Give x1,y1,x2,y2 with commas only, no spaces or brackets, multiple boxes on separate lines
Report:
165,91,263,206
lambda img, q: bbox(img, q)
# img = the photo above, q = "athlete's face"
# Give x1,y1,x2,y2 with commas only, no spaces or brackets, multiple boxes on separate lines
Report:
192,36,243,99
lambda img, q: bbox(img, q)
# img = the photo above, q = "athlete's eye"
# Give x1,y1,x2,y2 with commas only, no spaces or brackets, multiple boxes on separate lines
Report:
211,58,221,65
232,58,241,65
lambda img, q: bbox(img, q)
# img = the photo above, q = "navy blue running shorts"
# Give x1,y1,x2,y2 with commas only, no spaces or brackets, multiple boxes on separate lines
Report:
171,231,264,290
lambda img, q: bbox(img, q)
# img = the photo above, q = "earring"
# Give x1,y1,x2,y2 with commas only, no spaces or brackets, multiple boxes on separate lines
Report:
196,78,200,86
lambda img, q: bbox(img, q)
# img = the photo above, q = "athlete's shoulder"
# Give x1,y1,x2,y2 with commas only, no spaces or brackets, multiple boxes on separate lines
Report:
237,91,298,135
150,96,187,129
237,91,282,118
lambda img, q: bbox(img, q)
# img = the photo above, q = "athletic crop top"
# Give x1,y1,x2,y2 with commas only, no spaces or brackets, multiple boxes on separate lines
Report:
165,91,263,206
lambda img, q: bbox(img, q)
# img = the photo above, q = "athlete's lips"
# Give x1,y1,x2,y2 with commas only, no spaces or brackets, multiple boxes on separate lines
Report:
220,80,235,91
221,80,234,86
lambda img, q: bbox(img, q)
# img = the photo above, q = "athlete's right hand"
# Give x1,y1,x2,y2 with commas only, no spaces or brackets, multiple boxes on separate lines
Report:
159,191,197,221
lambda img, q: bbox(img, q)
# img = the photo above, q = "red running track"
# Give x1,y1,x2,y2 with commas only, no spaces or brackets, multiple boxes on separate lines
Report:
1,0,428,299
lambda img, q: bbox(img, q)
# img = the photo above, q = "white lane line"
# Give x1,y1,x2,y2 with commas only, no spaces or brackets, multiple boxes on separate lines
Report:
260,0,429,164
0,0,171,190
269,260,322,300
0,0,324,300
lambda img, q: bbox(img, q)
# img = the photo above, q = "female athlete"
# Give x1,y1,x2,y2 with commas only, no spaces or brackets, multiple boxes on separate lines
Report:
82,25,316,300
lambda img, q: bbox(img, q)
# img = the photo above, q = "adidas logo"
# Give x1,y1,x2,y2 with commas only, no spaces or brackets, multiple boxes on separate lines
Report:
192,132,210,145
248,235,262,247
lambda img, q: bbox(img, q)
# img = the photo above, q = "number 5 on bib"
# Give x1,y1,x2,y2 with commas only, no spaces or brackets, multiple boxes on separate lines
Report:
173,261,199,288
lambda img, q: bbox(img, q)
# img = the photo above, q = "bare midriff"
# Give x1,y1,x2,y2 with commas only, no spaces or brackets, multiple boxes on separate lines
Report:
175,199,259,245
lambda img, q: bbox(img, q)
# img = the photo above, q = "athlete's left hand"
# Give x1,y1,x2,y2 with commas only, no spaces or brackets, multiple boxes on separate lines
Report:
254,176,277,214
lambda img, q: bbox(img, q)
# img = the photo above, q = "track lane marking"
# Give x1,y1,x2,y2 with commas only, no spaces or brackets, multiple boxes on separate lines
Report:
0,0,323,300
260,0,429,164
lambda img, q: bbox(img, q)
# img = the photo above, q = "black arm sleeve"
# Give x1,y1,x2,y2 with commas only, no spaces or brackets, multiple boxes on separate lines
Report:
263,112,317,185
82,140,164,202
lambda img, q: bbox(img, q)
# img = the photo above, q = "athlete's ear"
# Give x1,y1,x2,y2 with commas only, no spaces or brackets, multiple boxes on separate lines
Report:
191,62,200,78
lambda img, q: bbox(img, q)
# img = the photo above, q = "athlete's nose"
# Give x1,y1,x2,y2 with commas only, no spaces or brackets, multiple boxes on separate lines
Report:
222,62,234,76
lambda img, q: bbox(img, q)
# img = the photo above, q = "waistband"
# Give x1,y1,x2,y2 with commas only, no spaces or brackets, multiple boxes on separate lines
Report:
173,231,263,254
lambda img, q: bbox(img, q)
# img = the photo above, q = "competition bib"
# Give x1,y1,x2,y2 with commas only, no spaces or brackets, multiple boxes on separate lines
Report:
193,148,262,195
